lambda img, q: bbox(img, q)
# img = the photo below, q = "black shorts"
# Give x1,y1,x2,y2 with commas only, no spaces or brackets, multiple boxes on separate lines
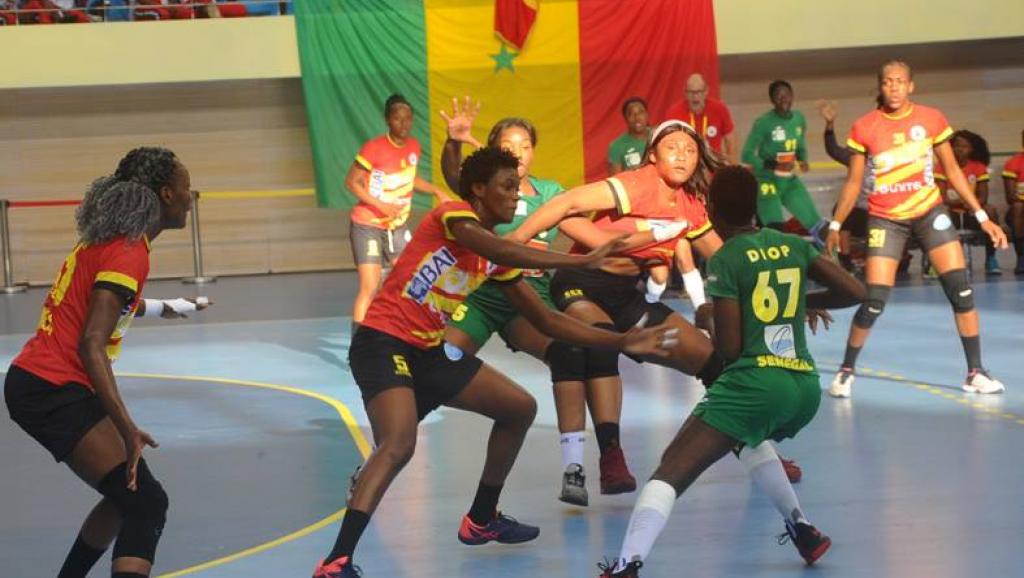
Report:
4,364,107,462
549,268,674,362
866,204,959,260
349,222,410,267
348,326,483,420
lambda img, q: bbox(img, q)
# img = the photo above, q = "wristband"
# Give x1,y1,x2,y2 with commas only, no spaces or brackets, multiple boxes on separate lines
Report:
143,298,165,318
164,298,198,315
828,220,842,232
974,209,989,224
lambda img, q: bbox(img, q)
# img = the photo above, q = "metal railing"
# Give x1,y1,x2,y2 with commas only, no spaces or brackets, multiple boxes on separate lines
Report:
0,1,291,25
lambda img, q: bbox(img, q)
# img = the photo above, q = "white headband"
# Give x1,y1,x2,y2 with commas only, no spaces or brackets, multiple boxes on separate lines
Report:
651,119,697,144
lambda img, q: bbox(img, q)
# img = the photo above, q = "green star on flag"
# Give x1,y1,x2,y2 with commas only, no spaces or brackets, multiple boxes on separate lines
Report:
490,44,519,73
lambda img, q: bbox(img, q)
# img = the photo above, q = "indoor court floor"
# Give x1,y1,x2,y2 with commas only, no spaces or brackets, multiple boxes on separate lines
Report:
2,266,1022,578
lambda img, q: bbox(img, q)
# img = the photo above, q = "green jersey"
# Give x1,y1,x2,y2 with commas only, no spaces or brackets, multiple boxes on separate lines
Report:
741,110,807,178
706,228,819,375
607,131,648,171
494,176,564,247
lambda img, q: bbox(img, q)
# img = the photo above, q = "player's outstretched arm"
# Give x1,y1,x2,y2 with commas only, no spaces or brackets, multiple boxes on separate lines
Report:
450,216,626,271
507,181,618,243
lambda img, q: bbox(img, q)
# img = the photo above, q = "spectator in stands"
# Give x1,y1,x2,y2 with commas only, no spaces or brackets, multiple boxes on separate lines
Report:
607,97,650,176
935,129,1001,275
665,73,736,163
1,0,17,25
1002,129,1024,274
18,0,90,23
817,99,869,273
134,0,247,20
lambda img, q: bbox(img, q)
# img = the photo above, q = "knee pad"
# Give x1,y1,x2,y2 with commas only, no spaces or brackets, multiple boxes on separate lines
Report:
545,340,586,383
853,284,891,328
99,459,168,562
584,323,620,379
939,269,974,313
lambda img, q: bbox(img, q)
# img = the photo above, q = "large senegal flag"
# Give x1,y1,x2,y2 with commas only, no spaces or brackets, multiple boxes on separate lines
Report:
295,0,719,209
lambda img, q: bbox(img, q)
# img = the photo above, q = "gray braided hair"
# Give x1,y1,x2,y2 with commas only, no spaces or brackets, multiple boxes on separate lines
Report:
76,147,178,245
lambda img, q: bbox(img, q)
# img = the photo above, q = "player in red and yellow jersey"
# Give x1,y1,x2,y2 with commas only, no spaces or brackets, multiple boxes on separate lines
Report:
1001,129,1024,274
346,94,450,327
935,129,1001,275
4,148,203,578
827,61,1009,398
313,147,677,578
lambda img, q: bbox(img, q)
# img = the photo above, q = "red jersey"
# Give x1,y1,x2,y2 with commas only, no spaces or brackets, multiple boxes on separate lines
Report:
664,97,734,152
934,159,989,207
362,202,521,349
569,165,712,268
847,104,953,220
350,134,421,230
14,237,150,391
1002,152,1024,200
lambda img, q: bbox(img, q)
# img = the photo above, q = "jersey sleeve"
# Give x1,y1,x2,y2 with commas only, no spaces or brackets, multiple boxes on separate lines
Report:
94,241,149,304
354,138,377,170
977,165,991,182
607,137,621,164
485,261,523,284
683,200,713,240
740,117,765,167
604,170,646,216
1003,157,1020,179
439,202,481,240
705,250,738,300
846,117,868,155
930,109,954,145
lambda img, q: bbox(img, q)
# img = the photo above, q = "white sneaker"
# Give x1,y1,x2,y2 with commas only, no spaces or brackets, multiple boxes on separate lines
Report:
962,370,1005,394
829,368,855,398
558,463,588,506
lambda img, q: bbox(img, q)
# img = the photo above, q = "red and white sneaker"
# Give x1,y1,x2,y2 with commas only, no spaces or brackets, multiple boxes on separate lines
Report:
778,520,831,565
312,556,362,578
780,457,802,483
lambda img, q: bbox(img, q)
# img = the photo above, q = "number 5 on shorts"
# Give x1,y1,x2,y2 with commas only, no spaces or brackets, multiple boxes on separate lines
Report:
392,355,411,377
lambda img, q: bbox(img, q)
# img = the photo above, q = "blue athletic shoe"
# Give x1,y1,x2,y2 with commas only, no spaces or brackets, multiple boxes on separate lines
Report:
458,511,540,545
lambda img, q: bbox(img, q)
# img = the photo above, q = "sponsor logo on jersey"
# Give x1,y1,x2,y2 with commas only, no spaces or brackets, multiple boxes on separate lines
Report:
909,125,927,142
409,152,418,165
706,125,718,138
405,247,457,303
877,181,924,195
764,324,796,359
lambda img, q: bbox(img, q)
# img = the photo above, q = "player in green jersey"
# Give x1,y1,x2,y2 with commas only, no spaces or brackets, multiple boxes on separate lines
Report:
597,166,865,577
742,80,827,244
608,97,651,175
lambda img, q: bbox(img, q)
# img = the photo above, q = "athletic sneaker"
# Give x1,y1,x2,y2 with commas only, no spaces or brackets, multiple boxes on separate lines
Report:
985,255,1002,275
597,558,643,577
828,367,855,398
962,369,1006,394
599,446,637,495
780,457,802,483
458,512,540,545
778,520,831,565
559,463,588,506
312,556,362,578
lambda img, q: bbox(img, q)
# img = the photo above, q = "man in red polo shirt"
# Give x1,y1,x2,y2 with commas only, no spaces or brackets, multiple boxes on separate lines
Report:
665,73,736,163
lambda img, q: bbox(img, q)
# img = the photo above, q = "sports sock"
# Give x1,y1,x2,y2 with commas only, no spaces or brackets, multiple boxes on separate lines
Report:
467,482,503,526
961,335,983,372
595,422,620,455
58,535,106,578
326,509,370,563
618,479,677,567
560,431,585,468
739,443,807,524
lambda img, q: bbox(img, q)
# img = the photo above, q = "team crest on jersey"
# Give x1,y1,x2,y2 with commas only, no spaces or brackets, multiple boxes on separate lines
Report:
797,127,803,136
706,125,718,138
409,152,418,165
909,125,927,142
772,126,786,141
405,247,458,303
764,324,796,358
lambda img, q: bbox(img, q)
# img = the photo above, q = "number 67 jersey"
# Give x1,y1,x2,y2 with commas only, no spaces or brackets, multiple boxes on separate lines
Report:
706,228,819,375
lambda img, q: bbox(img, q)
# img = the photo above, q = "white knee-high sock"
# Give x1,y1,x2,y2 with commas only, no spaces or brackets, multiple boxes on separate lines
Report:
560,431,585,469
681,270,706,308
618,479,677,568
738,442,807,524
